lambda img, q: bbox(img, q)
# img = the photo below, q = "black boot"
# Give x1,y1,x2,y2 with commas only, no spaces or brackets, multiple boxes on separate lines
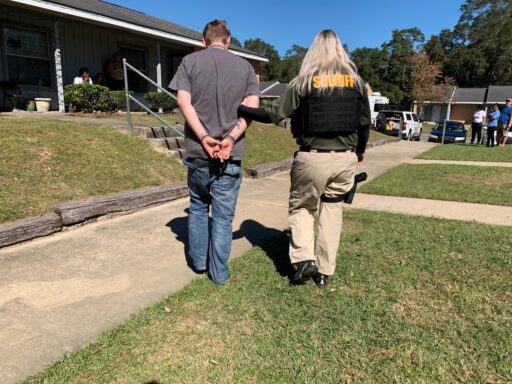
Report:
312,273,329,288
292,260,318,284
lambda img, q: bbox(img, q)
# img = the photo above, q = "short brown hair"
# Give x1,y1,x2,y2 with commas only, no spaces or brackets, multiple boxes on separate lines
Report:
202,19,230,45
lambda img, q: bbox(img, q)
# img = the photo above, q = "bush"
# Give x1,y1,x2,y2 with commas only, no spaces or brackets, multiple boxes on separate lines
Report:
109,90,131,111
144,92,177,112
260,99,274,109
64,84,111,113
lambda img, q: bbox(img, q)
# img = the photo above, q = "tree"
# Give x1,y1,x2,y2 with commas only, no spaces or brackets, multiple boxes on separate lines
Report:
408,52,456,116
244,38,281,81
426,0,512,87
230,36,242,47
383,28,426,103
352,47,389,92
280,44,307,83
423,29,454,69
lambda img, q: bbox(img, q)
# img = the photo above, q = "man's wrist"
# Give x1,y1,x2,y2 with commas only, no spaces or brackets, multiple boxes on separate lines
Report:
200,134,211,143
226,135,236,145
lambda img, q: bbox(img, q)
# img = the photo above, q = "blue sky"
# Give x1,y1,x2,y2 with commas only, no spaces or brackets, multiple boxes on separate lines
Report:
108,0,466,56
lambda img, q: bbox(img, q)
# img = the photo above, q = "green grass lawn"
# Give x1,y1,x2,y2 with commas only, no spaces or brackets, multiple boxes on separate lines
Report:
23,210,512,383
91,112,184,125
239,123,390,170
0,116,395,223
421,122,435,136
360,164,512,206
417,142,512,163
0,116,186,223
243,122,297,170
369,129,392,143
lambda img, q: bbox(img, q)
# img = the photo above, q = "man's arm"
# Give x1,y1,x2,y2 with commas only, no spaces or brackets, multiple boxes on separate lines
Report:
177,90,220,158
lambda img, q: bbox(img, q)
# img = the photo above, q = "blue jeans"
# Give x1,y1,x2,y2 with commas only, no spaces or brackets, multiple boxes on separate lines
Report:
183,158,242,284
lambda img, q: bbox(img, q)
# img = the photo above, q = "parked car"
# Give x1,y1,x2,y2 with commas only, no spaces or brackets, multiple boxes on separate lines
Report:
428,120,466,143
374,110,422,140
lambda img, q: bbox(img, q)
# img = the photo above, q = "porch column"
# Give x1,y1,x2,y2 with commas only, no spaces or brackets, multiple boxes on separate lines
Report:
53,21,65,112
156,41,163,113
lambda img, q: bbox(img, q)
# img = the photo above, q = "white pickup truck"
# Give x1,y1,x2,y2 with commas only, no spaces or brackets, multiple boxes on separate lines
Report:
368,92,390,126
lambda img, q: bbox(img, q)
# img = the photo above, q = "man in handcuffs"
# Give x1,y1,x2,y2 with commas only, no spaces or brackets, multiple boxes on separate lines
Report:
169,20,259,285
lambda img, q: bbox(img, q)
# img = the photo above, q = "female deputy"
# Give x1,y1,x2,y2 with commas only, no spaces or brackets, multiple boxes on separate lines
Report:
269,30,370,288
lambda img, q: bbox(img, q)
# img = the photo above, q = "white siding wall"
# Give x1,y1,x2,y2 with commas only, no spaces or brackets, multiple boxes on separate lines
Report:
0,4,193,110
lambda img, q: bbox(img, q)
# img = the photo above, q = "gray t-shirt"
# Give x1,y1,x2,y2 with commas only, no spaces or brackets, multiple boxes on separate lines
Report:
169,47,260,160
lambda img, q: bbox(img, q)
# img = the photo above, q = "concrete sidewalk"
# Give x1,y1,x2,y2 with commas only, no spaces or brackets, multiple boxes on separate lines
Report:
1,140,510,383
351,194,512,226
406,158,512,168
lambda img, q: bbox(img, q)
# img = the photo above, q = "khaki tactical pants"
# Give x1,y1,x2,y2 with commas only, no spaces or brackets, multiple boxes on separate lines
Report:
288,150,357,276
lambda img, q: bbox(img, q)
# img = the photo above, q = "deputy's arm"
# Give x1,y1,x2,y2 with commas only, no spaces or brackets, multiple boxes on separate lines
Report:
355,87,371,163
270,87,301,123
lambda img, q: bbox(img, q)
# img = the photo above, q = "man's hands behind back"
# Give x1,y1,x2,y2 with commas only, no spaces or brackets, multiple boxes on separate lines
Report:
201,135,233,163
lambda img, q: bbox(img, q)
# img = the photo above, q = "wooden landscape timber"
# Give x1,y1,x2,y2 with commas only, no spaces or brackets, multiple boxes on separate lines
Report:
0,213,62,248
54,183,189,226
0,183,189,248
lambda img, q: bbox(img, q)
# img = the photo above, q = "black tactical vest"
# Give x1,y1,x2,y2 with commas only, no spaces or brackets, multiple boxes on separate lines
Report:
291,85,363,137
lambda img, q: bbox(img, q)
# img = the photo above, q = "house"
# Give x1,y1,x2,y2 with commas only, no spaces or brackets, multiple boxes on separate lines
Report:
259,81,288,98
0,0,268,111
418,86,512,123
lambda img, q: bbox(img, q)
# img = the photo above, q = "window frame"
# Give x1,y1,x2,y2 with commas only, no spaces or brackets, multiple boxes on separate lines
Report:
2,24,52,87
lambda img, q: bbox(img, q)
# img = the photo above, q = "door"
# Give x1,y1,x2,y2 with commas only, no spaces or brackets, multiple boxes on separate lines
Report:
405,113,414,137
412,113,421,136
432,105,442,122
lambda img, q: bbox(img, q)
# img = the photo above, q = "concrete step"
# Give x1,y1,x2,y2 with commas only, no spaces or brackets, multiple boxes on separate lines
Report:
172,148,186,159
132,125,184,139
148,137,185,150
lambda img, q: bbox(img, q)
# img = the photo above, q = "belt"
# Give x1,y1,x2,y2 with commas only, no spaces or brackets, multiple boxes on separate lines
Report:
299,147,353,153
186,157,241,166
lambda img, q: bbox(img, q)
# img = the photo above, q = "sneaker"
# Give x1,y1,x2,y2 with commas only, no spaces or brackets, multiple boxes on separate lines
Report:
292,260,318,284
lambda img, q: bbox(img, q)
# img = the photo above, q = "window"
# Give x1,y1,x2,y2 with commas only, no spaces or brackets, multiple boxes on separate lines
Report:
120,46,147,92
4,26,51,86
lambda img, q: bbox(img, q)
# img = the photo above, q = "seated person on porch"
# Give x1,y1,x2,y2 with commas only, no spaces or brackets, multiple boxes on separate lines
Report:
92,72,107,86
73,68,93,84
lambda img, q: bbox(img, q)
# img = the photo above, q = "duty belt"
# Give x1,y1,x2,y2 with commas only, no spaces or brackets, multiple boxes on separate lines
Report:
299,147,354,153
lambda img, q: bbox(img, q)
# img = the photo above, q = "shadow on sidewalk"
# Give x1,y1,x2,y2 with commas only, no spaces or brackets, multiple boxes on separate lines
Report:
166,214,292,279
166,211,188,251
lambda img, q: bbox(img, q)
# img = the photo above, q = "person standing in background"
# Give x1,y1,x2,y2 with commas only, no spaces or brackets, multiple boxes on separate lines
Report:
486,104,500,147
497,98,512,146
470,105,486,144
104,53,124,90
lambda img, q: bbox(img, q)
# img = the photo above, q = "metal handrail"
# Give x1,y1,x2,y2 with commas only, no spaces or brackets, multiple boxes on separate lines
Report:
123,59,184,137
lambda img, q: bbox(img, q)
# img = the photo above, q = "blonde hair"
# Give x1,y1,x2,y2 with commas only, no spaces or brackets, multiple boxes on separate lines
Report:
290,29,362,95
